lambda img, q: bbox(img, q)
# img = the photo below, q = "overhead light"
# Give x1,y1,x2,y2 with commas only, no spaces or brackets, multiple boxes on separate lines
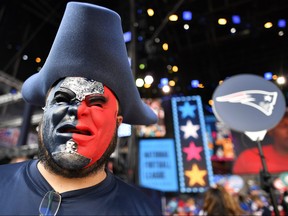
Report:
172,65,178,72
184,24,190,30
191,80,199,88
162,43,168,51
144,75,154,85
136,78,144,87
230,28,236,34
264,22,273,28
123,31,131,43
35,57,41,63
162,85,171,93
276,76,286,85
160,78,169,86
169,14,178,21
147,8,154,17
278,19,286,28
278,31,284,36
232,15,241,24
182,11,192,21
144,83,151,88
264,72,273,80
139,63,145,70
22,55,28,60
169,80,176,86
218,18,227,25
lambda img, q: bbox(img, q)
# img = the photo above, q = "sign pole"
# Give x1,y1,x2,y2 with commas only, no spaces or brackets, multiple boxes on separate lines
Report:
256,139,280,216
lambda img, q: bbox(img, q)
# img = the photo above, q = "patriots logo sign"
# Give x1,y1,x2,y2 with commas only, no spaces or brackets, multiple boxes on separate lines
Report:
215,90,278,116
212,74,286,133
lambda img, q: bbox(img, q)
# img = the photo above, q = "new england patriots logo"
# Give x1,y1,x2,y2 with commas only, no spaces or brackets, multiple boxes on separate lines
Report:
215,90,278,116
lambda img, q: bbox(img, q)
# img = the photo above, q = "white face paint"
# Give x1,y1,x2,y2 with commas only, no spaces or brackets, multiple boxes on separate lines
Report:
59,77,104,101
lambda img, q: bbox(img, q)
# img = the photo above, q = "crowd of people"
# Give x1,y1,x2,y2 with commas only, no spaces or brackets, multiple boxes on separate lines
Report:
164,183,288,216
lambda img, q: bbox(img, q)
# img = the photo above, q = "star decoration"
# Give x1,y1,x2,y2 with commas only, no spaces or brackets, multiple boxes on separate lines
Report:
183,141,203,161
178,102,197,119
180,120,200,139
185,164,207,186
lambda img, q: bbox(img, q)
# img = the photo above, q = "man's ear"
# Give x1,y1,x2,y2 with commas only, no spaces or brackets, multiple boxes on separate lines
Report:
117,116,123,126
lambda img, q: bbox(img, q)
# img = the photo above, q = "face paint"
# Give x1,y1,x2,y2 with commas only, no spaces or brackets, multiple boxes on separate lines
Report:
42,77,119,170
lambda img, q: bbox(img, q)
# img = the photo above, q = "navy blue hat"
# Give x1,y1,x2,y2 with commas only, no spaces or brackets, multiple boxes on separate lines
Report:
21,2,157,125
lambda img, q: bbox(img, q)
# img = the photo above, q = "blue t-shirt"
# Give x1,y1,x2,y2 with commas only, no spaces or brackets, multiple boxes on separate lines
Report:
0,160,162,215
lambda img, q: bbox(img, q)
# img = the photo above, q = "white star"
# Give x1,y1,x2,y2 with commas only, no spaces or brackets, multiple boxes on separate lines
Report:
180,120,200,139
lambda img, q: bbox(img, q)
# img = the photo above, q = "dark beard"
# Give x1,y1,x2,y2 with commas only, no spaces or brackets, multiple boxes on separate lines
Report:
38,124,119,178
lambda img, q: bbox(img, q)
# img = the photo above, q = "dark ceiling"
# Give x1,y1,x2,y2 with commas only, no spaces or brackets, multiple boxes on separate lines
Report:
0,0,288,123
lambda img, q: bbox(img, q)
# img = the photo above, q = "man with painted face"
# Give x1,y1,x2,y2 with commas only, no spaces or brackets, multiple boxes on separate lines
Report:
0,2,161,215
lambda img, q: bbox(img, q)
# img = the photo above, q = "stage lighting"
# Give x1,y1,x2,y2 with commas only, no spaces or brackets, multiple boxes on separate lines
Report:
162,85,171,93
123,31,131,43
232,15,241,24
277,76,286,85
136,78,144,87
144,75,154,85
278,19,286,28
264,72,273,80
160,78,169,86
218,18,227,25
191,80,199,88
182,11,192,21
169,14,178,22
147,8,154,17
264,22,273,28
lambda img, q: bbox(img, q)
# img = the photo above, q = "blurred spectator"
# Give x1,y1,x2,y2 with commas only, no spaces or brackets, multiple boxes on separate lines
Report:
164,196,199,216
198,184,247,216
238,193,253,214
250,194,272,216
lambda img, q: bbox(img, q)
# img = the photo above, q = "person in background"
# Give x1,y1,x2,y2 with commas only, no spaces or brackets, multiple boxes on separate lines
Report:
233,110,288,174
0,2,161,215
250,195,272,216
198,184,247,216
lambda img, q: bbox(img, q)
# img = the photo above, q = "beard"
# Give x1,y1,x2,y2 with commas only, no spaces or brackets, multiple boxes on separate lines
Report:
37,121,119,179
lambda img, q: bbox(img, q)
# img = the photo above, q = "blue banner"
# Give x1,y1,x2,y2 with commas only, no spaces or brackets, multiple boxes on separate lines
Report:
139,138,178,192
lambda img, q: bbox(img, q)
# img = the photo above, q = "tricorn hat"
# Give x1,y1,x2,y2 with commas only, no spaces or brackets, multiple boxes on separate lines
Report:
21,2,157,125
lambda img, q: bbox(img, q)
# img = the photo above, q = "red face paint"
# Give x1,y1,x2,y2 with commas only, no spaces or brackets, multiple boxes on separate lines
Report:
72,86,118,167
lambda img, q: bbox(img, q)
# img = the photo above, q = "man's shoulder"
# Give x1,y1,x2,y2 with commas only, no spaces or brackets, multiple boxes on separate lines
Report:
0,160,33,179
0,160,28,170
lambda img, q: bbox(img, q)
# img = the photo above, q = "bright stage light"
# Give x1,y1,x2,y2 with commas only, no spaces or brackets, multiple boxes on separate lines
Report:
191,80,199,88
169,14,178,22
136,78,144,87
278,19,286,28
144,75,154,85
277,76,286,85
162,85,171,93
147,8,154,17
232,15,241,24
218,18,227,25
123,31,131,43
160,78,169,86
264,72,273,80
182,11,192,21
264,22,273,28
